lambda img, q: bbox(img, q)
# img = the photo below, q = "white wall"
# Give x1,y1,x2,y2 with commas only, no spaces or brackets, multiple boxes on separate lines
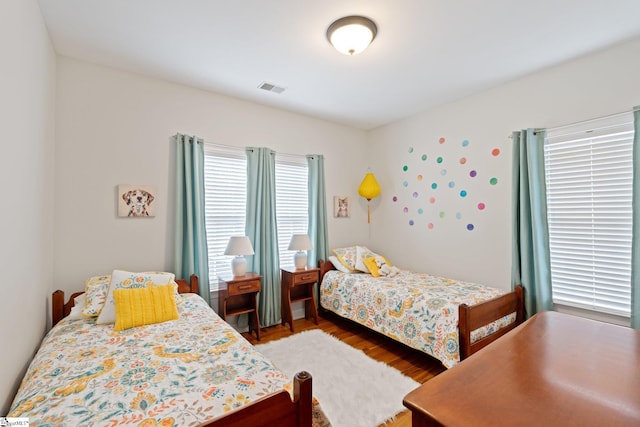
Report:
0,0,56,414
54,57,368,295
367,36,640,291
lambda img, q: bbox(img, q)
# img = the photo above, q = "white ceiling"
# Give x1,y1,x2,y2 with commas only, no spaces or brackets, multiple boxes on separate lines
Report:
38,0,640,130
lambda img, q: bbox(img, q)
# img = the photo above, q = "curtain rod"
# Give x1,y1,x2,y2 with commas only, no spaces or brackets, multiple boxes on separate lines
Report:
543,109,631,134
207,142,308,160
509,108,632,138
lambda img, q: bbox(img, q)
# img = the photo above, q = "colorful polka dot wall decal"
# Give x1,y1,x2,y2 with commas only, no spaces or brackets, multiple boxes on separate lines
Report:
397,135,502,232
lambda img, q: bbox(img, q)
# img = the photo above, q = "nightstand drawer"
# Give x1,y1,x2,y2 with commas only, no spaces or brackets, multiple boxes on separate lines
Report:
228,279,261,296
293,271,319,285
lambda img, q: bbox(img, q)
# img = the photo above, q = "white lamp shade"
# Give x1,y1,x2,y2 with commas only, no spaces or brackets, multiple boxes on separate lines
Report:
288,234,313,251
224,236,254,256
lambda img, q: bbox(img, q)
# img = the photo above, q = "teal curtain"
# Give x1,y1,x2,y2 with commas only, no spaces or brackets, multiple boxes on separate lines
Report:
246,147,281,327
631,106,640,329
307,155,329,265
174,134,210,305
511,129,553,317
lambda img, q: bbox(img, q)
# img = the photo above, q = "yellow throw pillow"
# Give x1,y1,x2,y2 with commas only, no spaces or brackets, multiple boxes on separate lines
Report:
363,256,382,277
97,270,174,325
113,284,179,331
363,255,392,278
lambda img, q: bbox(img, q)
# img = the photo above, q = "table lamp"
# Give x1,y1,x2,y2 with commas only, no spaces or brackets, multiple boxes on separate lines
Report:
224,236,254,276
288,234,313,269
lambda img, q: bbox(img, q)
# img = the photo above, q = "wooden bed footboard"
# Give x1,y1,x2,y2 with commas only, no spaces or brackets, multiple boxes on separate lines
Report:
458,284,525,359
318,259,526,361
204,371,313,427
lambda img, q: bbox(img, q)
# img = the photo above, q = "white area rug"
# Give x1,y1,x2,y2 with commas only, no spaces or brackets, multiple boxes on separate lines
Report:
256,329,419,427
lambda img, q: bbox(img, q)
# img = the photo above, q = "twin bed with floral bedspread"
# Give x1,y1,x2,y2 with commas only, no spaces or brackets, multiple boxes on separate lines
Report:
319,246,525,368
9,272,330,427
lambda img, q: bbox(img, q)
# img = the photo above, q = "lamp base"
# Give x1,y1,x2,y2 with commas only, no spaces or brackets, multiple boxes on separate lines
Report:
294,251,307,269
231,256,247,277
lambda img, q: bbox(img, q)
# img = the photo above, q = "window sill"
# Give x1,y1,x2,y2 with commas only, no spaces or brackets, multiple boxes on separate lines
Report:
554,303,630,327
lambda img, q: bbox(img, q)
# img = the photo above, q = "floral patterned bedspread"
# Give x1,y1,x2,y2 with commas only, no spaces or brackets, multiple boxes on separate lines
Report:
320,270,515,368
10,294,331,427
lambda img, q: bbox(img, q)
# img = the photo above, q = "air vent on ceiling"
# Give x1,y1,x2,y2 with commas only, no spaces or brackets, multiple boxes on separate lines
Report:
258,81,286,94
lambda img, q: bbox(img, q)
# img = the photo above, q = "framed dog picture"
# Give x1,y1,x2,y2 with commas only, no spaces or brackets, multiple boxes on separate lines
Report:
118,184,157,217
333,196,350,218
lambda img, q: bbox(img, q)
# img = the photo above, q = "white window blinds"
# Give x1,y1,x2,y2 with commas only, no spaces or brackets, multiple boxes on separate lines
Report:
275,155,309,270
543,113,634,317
203,145,247,289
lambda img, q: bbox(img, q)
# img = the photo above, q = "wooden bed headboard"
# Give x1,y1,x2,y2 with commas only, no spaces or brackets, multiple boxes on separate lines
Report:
52,274,200,327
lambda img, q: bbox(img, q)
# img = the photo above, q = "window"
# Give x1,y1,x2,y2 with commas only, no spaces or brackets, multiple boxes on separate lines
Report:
276,155,309,270
203,145,247,288
203,146,308,289
543,112,634,318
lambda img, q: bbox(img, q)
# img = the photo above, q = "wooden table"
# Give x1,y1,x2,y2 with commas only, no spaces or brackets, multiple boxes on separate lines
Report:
404,311,640,427
281,267,320,332
218,273,262,340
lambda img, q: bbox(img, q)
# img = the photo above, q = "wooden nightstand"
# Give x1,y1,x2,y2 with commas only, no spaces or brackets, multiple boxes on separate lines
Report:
281,267,320,332
218,273,262,341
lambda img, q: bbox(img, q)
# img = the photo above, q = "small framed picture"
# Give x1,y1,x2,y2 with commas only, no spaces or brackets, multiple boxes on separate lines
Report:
333,196,350,218
118,184,157,217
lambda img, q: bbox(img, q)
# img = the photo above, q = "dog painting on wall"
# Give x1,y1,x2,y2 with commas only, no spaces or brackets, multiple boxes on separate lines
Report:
118,185,157,217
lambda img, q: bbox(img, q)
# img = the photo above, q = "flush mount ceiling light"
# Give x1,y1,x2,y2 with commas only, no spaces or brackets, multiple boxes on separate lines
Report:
326,15,377,56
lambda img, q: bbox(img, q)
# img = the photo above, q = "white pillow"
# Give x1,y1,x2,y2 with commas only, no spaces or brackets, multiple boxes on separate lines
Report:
67,294,86,321
329,256,358,274
97,270,173,325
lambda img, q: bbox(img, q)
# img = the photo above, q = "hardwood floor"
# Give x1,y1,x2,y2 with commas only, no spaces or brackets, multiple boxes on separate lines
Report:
242,312,446,427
